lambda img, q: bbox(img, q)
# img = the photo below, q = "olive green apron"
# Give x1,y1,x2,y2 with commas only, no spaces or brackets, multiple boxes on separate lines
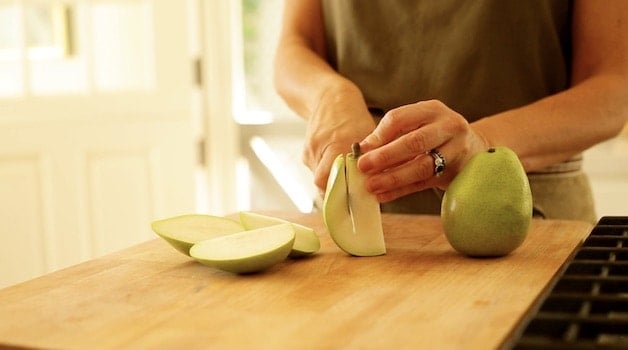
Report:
320,0,597,223
378,159,597,224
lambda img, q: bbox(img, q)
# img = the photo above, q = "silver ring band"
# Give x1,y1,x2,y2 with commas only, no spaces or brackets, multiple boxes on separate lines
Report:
429,149,446,177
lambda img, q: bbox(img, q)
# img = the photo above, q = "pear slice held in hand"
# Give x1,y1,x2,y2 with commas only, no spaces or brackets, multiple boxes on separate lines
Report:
238,211,320,257
151,214,244,256
322,143,386,256
189,223,296,274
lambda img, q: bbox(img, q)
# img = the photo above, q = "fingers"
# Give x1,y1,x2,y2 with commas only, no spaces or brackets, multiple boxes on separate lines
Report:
306,98,482,202
360,101,436,152
304,117,377,191
359,123,446,174
359,100,464,174
311,143,343,191
360,100,455,148
365,153,435,194
364,144,457,202
354,100,485,202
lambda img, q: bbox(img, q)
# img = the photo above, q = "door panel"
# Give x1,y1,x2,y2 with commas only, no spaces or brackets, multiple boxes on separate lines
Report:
0,0,197,288
0,120,196,287
0,153,49,284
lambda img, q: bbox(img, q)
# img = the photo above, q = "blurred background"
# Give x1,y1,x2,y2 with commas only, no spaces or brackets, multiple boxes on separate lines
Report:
0,0,626,288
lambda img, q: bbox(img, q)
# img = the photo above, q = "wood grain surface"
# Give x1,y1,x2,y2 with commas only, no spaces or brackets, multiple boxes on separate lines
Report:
0,213,591,350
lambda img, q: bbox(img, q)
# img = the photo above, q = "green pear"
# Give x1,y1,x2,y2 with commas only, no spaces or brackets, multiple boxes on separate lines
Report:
190,223,295,274
323,143,386,256
238,211,320,257
151,214,245,256
441,147,532,257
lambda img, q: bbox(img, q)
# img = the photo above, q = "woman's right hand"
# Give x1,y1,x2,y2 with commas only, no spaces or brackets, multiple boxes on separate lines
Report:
273,1,376,193
303,82,377,192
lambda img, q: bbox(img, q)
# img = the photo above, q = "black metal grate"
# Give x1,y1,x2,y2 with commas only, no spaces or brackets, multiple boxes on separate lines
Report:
508,216,628,349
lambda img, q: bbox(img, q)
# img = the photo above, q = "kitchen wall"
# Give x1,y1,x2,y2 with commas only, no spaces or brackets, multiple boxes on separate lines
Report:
583,125,628,218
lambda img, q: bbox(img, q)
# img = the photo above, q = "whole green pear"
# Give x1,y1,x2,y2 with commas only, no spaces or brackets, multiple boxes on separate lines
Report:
441,147,532,257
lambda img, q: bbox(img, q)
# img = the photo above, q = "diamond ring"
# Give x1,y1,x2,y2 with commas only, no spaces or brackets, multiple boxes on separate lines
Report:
429,149,446,177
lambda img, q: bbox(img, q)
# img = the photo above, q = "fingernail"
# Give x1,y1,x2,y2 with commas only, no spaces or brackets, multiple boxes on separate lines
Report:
359,138,373,152
358,155,373,173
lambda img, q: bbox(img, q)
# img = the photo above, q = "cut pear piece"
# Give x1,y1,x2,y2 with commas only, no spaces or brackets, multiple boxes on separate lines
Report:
322,144,386,256
189,223,295,274
151,214,244,256
238,211,320,257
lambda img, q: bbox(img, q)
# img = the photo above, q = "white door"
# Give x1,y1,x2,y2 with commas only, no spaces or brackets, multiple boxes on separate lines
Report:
0,0,198,287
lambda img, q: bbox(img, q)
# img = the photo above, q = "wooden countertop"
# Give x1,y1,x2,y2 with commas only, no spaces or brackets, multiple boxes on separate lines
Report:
0,213,591,350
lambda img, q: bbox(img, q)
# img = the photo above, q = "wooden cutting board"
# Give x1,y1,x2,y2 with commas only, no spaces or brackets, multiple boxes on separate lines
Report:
0,213,591,350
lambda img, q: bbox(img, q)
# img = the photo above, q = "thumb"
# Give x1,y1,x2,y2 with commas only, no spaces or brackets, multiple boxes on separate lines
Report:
359,130,384,153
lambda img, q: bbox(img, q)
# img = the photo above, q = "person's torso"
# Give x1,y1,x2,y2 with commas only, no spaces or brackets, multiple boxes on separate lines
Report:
322,0,573,121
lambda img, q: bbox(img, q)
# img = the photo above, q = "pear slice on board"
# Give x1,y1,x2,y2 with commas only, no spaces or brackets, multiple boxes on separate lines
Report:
238,211,320,257
190,223,295,274
151,214,244,256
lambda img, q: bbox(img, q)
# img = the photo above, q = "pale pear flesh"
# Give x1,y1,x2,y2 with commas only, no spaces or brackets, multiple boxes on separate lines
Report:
189,223,295,274
151,214,245,256
323,153,386,256
238,211,320,257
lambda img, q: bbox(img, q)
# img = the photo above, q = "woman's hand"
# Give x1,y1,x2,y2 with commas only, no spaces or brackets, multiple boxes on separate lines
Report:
303,83,376,192
357,100,489,203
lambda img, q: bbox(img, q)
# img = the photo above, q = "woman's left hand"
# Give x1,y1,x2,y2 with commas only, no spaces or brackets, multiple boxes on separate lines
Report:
357,100,490,203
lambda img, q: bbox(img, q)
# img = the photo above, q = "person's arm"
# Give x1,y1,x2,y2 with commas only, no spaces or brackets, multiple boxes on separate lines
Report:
358,0,628,203
274,0,377,191
472,0,628,171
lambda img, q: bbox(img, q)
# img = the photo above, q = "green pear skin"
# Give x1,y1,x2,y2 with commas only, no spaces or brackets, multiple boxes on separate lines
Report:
345,151,385,254
441,147,532,257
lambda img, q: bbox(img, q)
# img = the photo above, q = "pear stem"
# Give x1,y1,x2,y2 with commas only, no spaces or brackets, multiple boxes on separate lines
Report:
351,142,361,157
